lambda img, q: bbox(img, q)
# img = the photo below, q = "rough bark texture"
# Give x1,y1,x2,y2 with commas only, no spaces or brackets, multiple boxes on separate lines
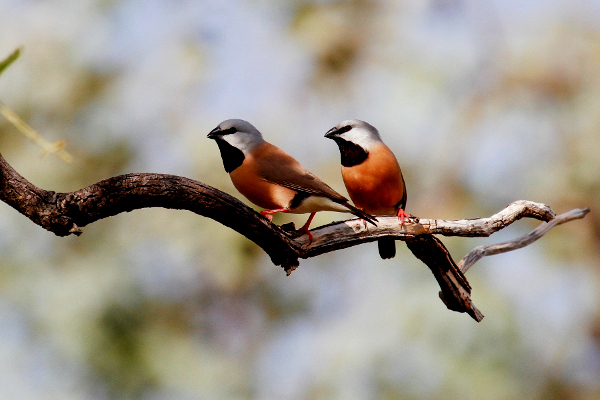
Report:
457,208,591,273
0,154,301,269
405,235,483,322
0,152,590,322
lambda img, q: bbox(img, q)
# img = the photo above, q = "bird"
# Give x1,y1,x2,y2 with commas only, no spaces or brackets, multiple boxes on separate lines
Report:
325,119,407,259
207,119,377,242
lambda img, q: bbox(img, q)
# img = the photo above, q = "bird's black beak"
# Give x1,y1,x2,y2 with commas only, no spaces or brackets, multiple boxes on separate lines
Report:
207,126,221,139
324,127,339,138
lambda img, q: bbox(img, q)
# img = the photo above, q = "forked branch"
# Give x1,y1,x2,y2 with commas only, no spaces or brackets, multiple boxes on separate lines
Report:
0,152,590,322
458,207,590,273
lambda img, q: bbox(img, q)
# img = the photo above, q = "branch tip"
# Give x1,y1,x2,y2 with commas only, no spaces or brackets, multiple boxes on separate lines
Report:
69,223,83,236
459,206,591,273
285,265,298,276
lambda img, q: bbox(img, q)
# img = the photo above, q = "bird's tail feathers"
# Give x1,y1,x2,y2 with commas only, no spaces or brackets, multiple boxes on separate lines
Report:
378,237,396,259
343,202,378,226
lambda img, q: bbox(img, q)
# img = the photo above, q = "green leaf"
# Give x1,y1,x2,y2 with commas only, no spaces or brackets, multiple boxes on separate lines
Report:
0,48,21,77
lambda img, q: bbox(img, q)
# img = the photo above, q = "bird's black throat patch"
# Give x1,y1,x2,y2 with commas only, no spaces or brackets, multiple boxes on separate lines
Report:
331,138,369,167
215,139,245,173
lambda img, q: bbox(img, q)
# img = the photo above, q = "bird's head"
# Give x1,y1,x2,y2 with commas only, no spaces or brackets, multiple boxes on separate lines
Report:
324,119,382,151
208,119,265,155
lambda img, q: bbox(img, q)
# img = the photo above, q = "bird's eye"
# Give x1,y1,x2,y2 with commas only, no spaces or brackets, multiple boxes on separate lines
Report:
220,127,238,135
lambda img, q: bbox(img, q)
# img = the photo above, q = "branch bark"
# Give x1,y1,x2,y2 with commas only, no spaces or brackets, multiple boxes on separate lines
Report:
293,199,558,257
0,152,590,322
0,153,301,268
458,207,590,273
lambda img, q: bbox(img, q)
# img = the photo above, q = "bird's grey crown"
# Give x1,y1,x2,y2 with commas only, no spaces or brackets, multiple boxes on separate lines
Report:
338,119,377,131
218,119,262,137
210,119,266,156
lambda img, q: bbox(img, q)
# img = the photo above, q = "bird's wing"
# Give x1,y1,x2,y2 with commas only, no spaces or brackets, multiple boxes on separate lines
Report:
254,143,347,201
395,174,408,210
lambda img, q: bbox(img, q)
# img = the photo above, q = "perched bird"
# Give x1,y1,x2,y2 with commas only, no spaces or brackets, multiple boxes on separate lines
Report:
325,119,407,259
208,119,377,241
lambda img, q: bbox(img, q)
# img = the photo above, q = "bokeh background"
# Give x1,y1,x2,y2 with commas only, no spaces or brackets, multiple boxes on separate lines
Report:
0,0,599,399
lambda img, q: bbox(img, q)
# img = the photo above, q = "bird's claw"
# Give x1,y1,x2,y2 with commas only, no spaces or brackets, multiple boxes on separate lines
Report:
303,228,313,245
260,211,274,222
397,208,409,225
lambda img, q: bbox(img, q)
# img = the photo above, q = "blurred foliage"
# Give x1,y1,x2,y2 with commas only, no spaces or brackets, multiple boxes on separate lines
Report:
292,0,377,89
91,301,158,398
0,47,20,76
0,1,599,400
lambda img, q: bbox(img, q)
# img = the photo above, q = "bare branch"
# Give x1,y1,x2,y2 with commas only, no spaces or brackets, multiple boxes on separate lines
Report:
458,208,591,273
0,152,590,322
405,235,484,322
0,153,302,269
294,200,556,258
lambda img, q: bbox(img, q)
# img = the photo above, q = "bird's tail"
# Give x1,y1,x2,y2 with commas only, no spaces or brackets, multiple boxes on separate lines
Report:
343,202,378,226
378,237,396,259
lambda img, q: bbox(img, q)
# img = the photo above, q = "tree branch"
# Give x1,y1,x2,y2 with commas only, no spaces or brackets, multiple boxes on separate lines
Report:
0,153,302,269
0,152,590,322
293,199,557,258
404,234,484,322
458,207,590,273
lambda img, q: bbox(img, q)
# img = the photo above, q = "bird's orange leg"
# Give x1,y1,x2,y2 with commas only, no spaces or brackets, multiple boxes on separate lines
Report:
299,212,316,243
260,208,288,222
397,208,409,225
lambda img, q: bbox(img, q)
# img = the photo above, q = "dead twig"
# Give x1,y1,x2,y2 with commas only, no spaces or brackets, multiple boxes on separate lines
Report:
458,208,590,273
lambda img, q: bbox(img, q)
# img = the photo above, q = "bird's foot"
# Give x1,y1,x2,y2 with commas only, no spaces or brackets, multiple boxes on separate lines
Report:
298,212,316,244
260,208,288,222
397,208,409,225
301,227,314,244
260,211,274,222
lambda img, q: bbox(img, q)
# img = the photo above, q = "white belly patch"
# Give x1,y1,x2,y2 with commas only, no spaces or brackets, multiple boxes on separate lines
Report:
289,195,350,214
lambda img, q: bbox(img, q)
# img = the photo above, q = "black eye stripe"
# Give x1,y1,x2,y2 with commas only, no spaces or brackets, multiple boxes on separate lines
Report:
220,127,238,135
337,125,352,134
